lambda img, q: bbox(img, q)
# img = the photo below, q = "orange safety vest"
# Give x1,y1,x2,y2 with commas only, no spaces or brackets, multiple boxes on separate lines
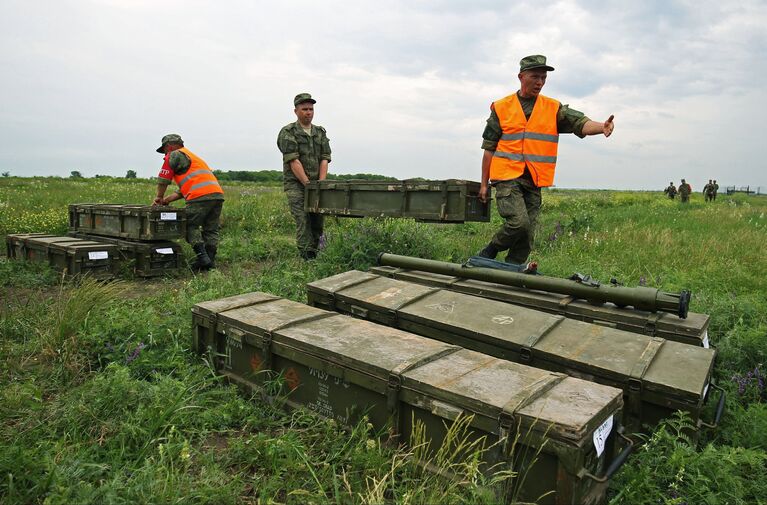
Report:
171,147,223,201
489,93,560,187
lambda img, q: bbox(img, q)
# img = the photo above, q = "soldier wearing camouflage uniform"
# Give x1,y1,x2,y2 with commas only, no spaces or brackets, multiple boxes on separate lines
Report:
678,179,692,203
153,134,224,271
664,182,677,200
703,179,714,202
277,93,332,260
477,55,615,265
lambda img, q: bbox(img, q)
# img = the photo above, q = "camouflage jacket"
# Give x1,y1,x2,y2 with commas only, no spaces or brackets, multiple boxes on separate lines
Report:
679,183,692,196
277,121,332,190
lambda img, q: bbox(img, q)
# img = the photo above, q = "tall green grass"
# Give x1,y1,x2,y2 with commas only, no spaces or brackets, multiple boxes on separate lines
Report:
1,178,767,503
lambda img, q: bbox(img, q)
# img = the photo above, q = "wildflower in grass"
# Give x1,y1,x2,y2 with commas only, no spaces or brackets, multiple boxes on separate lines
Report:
126,342,145,363
731,365,765,401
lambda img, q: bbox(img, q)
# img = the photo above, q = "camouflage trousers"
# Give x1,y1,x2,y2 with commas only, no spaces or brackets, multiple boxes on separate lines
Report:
680,195,690,203
186,199,223,247
490,178,542,264
286,188,324,256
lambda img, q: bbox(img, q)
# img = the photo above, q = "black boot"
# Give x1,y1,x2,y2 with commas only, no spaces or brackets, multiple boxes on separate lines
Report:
191,243,212,271
477,243,499,259
205,244,217,269
300,249,317,261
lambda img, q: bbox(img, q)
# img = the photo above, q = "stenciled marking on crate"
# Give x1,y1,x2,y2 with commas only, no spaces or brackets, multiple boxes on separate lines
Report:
306,367,351,424
367,287,403,303
426,301,456,314
224,335,243,369
492,315,515,325
592,415,614,457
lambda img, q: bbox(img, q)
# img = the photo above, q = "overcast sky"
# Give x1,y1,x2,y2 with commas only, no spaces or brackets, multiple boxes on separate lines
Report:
1,0,765,190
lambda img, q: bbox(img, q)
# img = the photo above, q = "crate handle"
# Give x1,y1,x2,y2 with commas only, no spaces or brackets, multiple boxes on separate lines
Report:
698,383,726,430
579,429,634,483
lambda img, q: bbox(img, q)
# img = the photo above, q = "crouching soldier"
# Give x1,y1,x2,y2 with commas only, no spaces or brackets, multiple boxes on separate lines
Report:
152,134,224,271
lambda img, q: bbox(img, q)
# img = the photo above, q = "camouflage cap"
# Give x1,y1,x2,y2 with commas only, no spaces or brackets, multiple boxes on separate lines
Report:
156,133,184,153
294,93,316,106
520,55,555,72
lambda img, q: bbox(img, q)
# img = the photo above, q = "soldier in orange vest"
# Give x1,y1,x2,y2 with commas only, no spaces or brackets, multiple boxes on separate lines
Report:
152,134,224,271
477,55,615,265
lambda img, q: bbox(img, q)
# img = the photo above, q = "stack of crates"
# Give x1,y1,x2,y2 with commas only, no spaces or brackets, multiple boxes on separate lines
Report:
190,261,725,504
66,204,187,277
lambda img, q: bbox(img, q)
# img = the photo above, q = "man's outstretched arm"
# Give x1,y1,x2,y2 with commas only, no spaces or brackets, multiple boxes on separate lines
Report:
581,115,615,137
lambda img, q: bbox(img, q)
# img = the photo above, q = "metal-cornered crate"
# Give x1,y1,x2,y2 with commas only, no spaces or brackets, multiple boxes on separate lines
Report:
6,233,58,258
306,270,724,433
369,265,710,347
68,203,186,241
6,234,117,279
304,179,490,222
68,232,183,277
192,292,628,505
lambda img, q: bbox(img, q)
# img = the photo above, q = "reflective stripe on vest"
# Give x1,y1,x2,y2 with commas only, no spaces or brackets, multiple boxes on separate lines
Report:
171,148,223,201
489,93,560,187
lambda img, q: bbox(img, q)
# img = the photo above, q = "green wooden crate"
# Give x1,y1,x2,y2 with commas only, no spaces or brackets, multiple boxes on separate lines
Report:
304,179,490,222
369,265,709,347
68,203,186,241
192,292,628,505
68,232,184,277
307,271,722,433
6,234,117,279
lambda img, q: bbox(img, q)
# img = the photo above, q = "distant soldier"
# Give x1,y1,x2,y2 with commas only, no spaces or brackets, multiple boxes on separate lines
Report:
678,179,692,203
152,134,224,271
713,180,719,200
664,181,677,200
703,179,714,202
277,93,332,260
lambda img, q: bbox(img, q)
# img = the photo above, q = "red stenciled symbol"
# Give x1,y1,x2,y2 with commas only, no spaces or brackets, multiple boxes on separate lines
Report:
250,353,263,371
284,367,300,391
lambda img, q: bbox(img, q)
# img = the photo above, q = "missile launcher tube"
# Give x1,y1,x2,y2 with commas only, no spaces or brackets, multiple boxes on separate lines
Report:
377,253,690,319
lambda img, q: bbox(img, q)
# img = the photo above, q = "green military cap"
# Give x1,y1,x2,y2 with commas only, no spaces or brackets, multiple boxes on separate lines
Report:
156,133,184,153
520,54,555,72
294,93,316,106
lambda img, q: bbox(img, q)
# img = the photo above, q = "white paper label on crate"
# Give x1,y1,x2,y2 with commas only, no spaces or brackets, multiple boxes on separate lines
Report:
592,415,614,458
160,212,177,221
703,382,710,400
156,248,174,255
702,330,710,349
88,251,109,260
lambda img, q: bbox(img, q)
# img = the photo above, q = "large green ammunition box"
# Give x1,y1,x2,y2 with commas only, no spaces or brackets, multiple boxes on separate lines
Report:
307,271,720,432
6,234,117,279
192,292,627,505
370,265,709,347
6,233,58,258
304,179,490,222
68,203,186,241
68,232,183,277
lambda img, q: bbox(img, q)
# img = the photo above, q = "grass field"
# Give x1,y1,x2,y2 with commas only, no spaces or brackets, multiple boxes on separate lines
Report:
1,176,766,504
